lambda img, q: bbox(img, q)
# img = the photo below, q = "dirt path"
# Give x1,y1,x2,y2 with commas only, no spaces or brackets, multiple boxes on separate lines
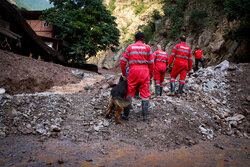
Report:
0,135,249,167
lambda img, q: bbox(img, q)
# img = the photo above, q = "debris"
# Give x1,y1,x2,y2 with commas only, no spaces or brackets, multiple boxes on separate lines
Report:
51,125,61,132
214,143,224,149
225,114,245,122
86,159,93,162
214,60,229,71
57,158,64,164
0,88,5,94
71,70,84,79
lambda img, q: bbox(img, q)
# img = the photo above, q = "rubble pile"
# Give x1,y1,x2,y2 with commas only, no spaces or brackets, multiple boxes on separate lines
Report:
0,93,72,138
0,61,249,151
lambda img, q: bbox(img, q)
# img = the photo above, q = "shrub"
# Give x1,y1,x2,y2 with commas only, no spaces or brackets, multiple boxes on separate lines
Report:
136,9,162,43
188,9,207,31
163,0,188,40
108,0,116,13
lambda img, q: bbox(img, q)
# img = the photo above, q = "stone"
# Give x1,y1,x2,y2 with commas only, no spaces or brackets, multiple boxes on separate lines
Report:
101,83,110,89
246,96,250,102
71,70,84,79
94,126,100,132
51,125,61,132
57,158,64,164
206,81,217,89
0,88,5,94
163,86,169,92
228,65,237,71
214,143,224,149
225,114,245,122
102,119,109,127
214,60,229,71
230,121,237,128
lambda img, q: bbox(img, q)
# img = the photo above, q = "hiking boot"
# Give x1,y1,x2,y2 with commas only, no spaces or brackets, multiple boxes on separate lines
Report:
155,86,160,96
142,100,149,122
177,83,184,95
160,87,163,96
167,82,175,96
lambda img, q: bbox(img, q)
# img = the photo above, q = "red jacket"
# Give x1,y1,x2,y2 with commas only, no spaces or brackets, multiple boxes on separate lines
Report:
120,41,154,78
153,49,169,68
168,42,192,70
194,49,203,59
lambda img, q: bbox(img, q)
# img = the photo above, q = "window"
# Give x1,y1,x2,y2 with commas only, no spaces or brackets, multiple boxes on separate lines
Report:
43,22,49,27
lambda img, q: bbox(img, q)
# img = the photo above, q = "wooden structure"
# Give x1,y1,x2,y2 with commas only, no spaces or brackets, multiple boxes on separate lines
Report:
0,0,98,72
0,0,65,63
21,10,69,51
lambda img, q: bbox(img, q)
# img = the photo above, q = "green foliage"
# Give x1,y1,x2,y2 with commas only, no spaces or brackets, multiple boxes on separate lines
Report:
188,9,207,31
163,0,188,40
224,0,250,21
10,0,53,10
41,0,120,63
130,0,148,16
108,0,116,13
212,0,225,10
224,0,250,43
137,9,163,43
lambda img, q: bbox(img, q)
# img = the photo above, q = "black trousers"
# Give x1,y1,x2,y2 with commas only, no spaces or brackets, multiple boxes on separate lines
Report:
195,58,205,71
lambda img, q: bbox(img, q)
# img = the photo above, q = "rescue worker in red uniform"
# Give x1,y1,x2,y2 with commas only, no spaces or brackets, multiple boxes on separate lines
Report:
120,32,154,122
153,45,169,96
168,35,192,96
194,45,205,71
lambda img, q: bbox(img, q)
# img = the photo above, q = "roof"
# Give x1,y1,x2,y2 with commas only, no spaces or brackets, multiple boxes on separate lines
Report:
21,10,43,20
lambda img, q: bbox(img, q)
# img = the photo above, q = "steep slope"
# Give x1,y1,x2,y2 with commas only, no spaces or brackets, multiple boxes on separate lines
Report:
87,0,163,68
150,0,248,66
89,0,248,69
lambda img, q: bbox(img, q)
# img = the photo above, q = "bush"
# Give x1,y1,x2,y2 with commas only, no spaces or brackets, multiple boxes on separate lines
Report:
224,0,250,21
108,0,116,13
136,9,162,43
163,0,188,40
188,9,207,31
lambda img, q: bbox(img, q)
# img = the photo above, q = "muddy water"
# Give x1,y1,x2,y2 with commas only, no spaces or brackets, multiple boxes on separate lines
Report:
0,135,249,167
48,75,105,94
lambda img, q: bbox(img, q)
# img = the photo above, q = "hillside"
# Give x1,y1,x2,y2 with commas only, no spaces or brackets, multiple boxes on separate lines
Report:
88,0,249,69
88,0,163,68
8,0,53,10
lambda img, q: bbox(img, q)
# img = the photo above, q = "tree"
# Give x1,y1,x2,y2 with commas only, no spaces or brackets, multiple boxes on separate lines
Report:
41,0,120,63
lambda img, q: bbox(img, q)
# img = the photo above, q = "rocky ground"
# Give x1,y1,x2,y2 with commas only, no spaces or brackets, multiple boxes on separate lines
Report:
0,51,249,166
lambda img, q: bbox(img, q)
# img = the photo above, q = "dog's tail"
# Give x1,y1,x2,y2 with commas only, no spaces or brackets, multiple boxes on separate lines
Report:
113,95,132,108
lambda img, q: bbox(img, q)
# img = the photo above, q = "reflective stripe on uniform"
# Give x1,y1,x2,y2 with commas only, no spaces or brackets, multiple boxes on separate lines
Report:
176,55,188,59
121,57,128,62
155,59,167,63
148,59,154,63
128,60,148,64
156,54,168,58
177,49,191,54
128,51,149,56
142,98,149,101
180,80,185,83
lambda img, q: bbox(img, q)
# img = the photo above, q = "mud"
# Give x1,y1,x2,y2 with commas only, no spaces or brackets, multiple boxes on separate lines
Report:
0,51,249,166
0,49,88,94
0,135,249,167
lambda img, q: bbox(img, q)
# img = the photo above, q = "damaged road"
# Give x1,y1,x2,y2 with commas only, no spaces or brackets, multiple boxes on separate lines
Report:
0,54,250,166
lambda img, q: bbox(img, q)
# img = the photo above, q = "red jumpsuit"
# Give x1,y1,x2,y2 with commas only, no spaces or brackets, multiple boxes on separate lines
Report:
120,41,154,100
194,49,203,59
168,42,192,85
153,49,169,87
